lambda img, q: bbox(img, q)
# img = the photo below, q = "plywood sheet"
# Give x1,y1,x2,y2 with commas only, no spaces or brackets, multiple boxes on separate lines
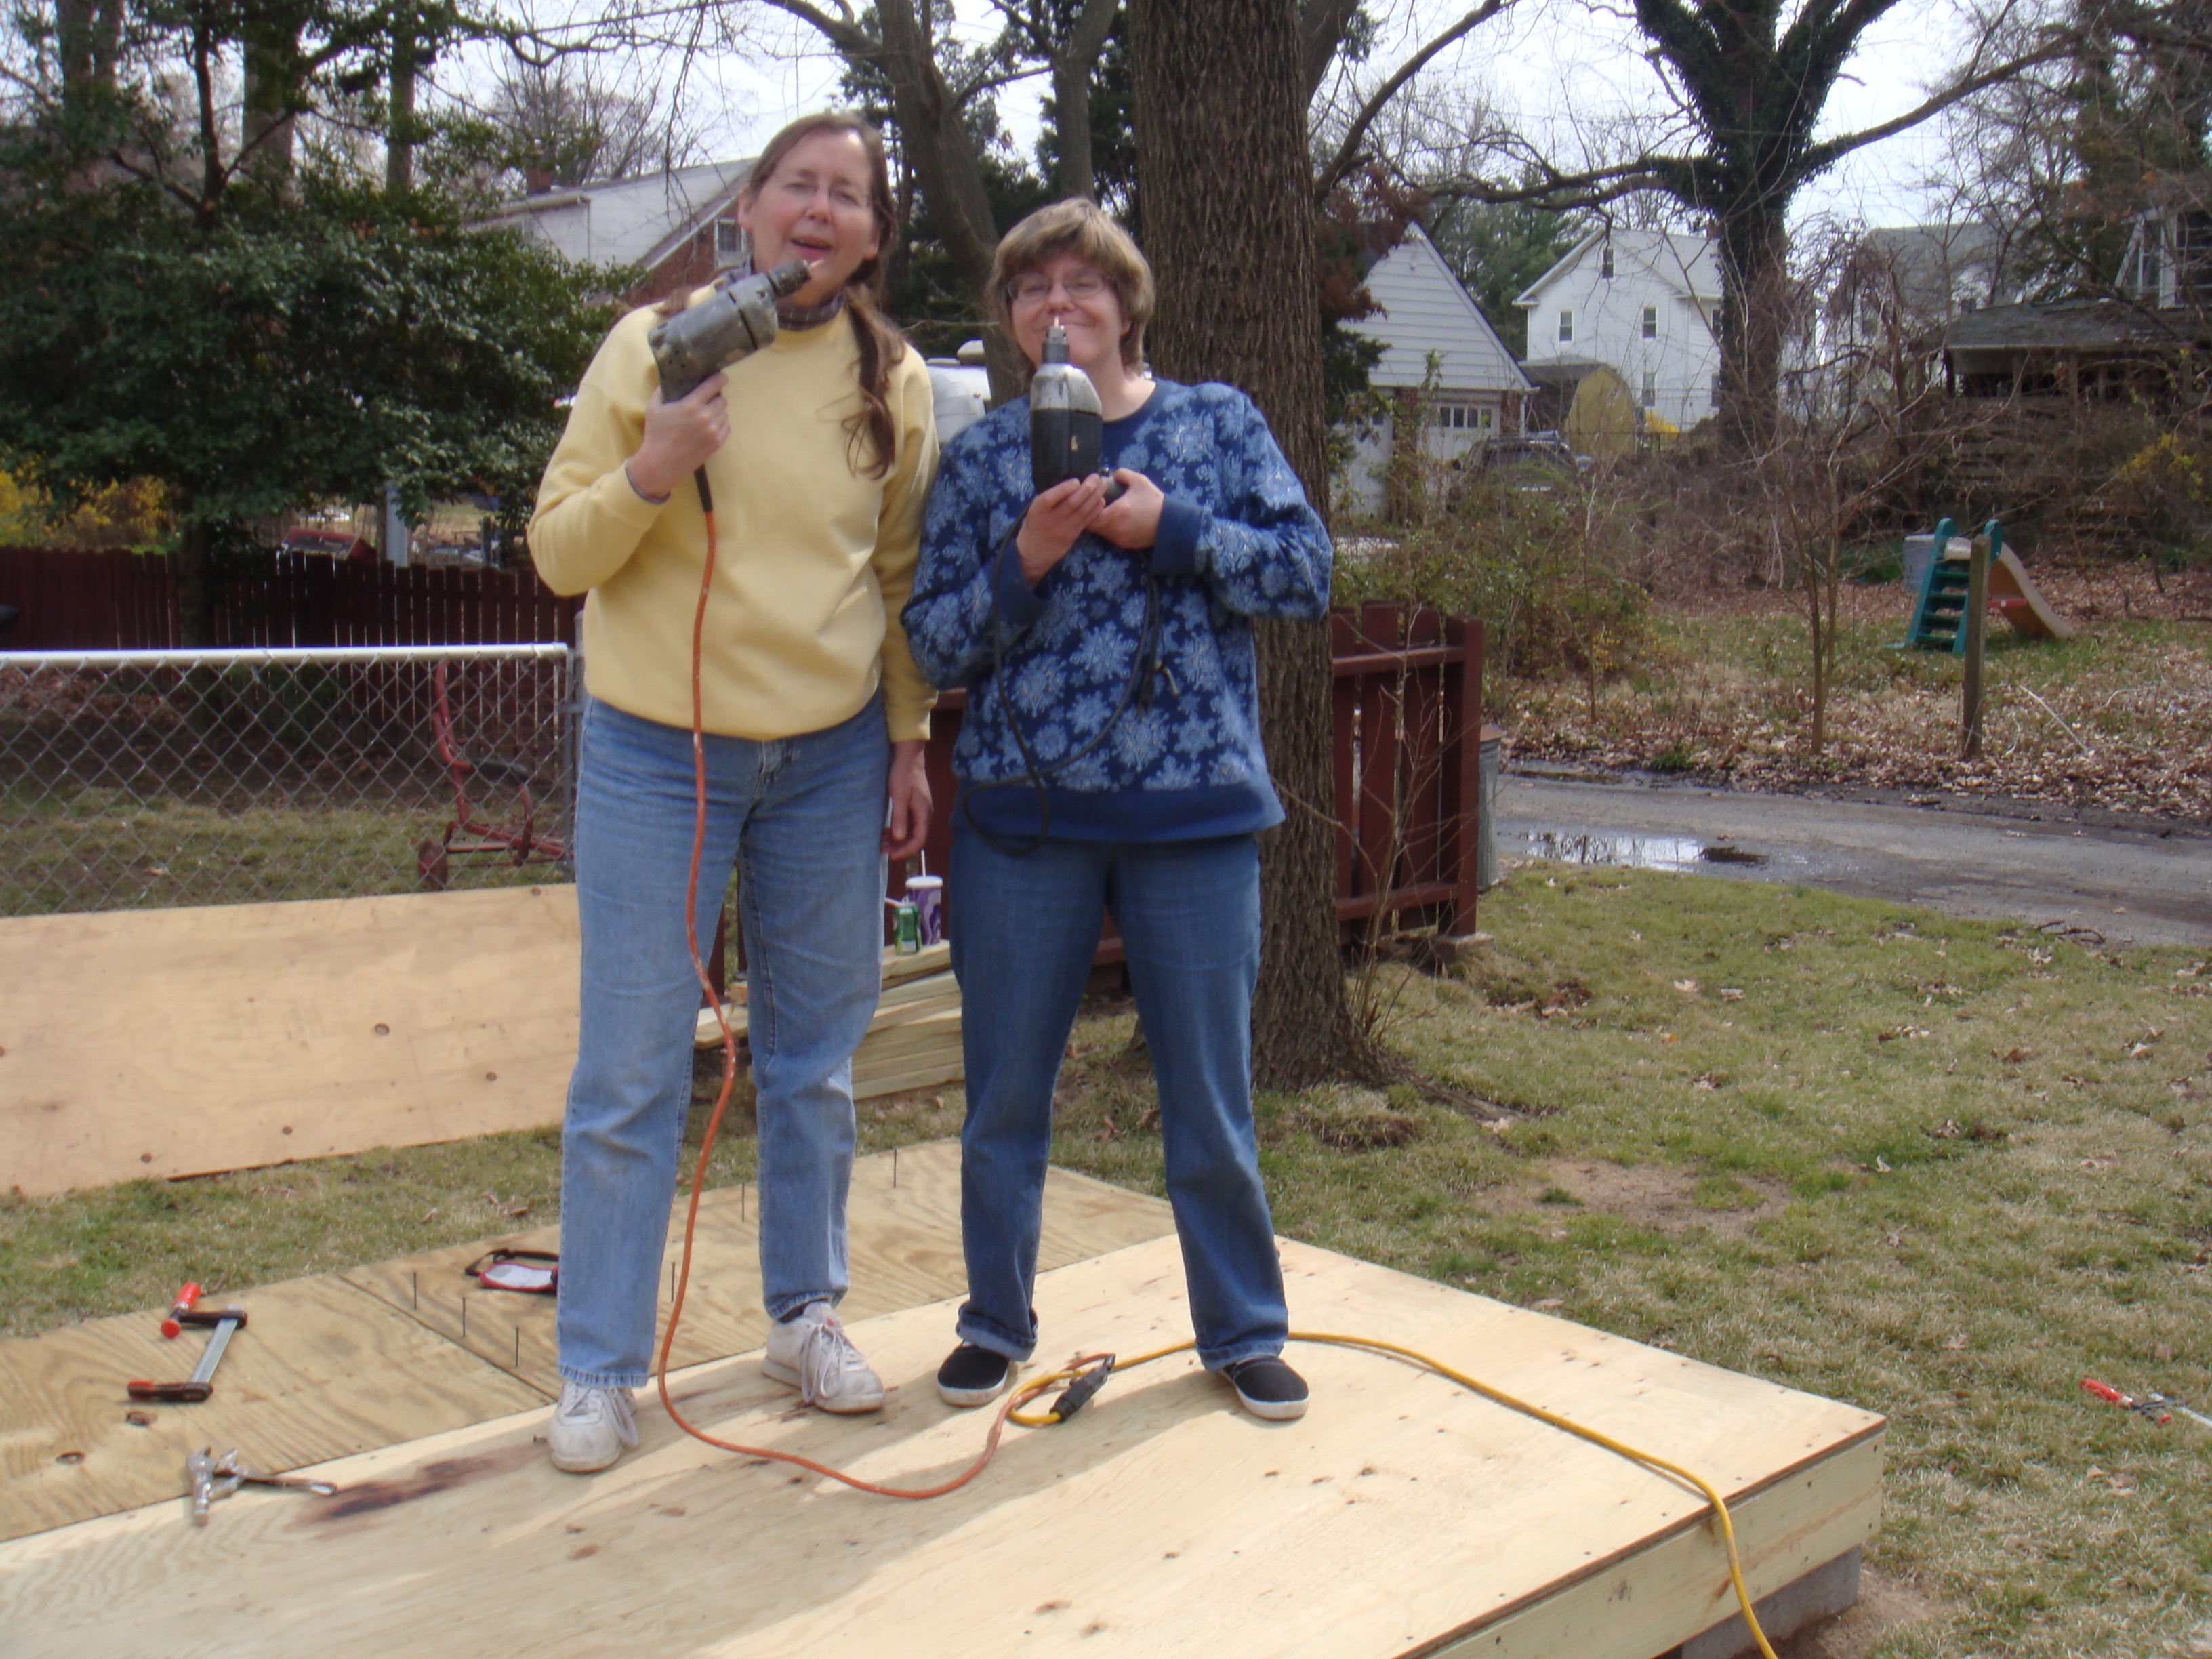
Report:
0,888,581,1195
0,1274,547,1544
337,1141,1174,1395
0,1232,1882,1659
0,1142,1171,1545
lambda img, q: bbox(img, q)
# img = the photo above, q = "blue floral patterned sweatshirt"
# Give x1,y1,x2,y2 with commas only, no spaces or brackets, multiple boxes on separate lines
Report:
903,379,1333,842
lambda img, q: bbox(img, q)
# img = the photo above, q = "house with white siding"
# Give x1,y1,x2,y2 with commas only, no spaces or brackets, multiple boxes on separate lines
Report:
1515,229,1723,433
1338,223,1535,516
486,160,756,304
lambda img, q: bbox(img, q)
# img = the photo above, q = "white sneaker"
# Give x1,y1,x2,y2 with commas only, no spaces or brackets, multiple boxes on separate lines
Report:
547,1381,638,1473
762,1301,884,1414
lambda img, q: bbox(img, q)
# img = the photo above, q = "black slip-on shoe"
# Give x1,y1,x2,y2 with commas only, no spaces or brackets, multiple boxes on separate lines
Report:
1223,1355,1309,1421
936,1342,1013,1407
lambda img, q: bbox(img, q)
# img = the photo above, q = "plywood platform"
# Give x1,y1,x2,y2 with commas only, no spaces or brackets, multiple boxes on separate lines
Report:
0,1141,1175,1542
0,887,583,1194
0,1195,1883,1658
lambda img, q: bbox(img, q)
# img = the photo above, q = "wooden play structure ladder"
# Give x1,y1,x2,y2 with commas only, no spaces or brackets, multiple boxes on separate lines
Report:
1902,516,1974,653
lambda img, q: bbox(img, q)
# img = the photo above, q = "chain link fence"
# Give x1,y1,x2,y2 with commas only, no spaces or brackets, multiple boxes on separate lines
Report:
1,645,577,916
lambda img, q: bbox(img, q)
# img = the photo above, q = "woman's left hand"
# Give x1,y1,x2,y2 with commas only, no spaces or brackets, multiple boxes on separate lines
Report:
1091,470,1165,551
884,739,933,859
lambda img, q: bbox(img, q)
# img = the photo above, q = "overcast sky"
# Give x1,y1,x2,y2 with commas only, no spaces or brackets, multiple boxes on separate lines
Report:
501,0,1978,234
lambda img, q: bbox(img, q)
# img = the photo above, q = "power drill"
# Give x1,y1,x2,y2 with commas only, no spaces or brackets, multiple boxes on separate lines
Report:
648,259,813,404
1029,323,1124,502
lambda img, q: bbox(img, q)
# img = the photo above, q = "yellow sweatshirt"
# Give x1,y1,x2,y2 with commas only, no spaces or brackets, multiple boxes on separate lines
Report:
529,297,938,743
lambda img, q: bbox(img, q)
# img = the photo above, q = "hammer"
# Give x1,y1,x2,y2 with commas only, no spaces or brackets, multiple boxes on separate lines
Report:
131,1294,247,1403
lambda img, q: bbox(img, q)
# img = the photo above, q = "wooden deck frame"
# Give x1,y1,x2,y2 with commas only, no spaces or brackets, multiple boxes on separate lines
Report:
0,1153,1883,1658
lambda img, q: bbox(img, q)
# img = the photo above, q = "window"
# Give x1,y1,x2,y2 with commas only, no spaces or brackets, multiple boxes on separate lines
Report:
1710,374,1722,407
1557,309,1573,344
715,219,743,258
1641,371,1657,409
1642,304,1658,340
1427,404,1498,432
1599,243,1614,279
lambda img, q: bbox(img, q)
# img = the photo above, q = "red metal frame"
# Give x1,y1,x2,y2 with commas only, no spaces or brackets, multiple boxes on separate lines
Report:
416,658,567,889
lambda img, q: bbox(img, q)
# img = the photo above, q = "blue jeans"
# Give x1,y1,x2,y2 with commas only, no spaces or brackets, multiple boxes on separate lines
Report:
556,695,888,1389
948,826,1286,1370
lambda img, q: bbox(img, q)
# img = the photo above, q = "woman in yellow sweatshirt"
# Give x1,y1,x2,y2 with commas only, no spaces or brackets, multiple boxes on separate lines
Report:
527,112,937,1473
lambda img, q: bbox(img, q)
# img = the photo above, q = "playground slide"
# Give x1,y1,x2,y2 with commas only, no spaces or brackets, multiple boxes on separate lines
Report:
1988,547,2077,640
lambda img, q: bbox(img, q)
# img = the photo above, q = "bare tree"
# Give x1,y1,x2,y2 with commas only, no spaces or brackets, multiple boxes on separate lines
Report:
1398,0,2078,451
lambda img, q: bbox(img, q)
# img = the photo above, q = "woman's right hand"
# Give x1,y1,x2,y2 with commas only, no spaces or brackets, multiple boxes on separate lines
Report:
1015,474,1111,586
626,373,731,501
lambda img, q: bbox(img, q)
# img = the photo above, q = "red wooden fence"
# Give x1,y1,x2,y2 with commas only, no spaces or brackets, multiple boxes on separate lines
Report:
0,548,580,651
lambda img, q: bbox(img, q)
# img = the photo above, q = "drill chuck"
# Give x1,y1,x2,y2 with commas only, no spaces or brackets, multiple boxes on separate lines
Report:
649,260,813,403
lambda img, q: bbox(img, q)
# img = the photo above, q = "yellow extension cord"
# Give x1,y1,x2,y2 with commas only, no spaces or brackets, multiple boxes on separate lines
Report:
1005,1333,1780,1659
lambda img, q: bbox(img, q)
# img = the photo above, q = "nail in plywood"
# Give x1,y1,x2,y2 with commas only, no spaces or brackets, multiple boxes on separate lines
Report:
0,888,581,1195
337,1143,1172,1395
0,1142,1171,1544
0,1231,1882,1659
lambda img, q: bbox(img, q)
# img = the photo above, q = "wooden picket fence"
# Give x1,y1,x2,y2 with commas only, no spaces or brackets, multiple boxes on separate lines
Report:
0,547,580,651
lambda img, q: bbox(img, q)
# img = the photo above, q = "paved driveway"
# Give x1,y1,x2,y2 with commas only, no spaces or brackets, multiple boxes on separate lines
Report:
1496,770,2212,949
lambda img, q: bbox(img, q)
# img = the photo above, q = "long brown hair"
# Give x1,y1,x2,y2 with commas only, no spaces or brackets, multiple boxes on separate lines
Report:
740,111,907,479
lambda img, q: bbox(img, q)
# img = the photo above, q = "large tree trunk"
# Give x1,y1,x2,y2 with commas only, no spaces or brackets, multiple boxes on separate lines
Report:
386,7,417,198
1714,194,1791,452
54,0,123,111
241,9,302,188
1129,0,1368,1089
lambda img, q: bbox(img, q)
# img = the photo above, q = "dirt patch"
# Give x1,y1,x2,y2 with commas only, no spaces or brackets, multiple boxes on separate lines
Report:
1487,1160,1790,1237
1771,1565,1949,1658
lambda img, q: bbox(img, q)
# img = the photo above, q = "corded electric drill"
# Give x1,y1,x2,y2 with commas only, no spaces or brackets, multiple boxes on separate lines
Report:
648,259,813,404
644,258,811,510
1029,322,1123,501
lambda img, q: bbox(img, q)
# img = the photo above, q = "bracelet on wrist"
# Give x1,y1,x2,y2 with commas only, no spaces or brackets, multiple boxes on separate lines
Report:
623,462,671,506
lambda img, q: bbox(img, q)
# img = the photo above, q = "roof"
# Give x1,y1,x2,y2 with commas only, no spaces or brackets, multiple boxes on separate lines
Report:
485,160,756,272
1944,298,2212,353
1517,358,1622,391
1515,228,1721,307
1345,223,1534,394
1845,222,2024,312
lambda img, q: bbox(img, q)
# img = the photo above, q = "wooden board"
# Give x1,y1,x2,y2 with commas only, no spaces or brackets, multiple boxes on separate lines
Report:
0,1142,1173,1544
0,888,581,1195
0,1275,548,1544
335,1142,1172,1397
0,1231,1883,1659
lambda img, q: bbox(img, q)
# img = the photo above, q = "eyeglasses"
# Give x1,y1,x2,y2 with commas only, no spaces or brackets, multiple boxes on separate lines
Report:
1009,271,1111,306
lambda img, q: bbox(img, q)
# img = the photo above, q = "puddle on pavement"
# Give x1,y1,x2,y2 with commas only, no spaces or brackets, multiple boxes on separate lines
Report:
1509,830,1771,872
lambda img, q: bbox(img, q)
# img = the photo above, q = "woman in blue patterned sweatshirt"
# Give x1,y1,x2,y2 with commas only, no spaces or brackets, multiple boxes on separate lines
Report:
902,199,1332,1421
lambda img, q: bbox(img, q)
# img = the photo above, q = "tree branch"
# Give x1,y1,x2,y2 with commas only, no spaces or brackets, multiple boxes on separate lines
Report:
1311,0,1511,203
1798,32,2079,176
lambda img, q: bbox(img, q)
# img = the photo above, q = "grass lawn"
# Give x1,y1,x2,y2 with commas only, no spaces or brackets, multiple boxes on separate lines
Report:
6,869,2209,1656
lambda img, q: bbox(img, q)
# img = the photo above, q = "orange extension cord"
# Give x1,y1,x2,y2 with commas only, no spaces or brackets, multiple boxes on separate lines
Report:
641,497,1780,1654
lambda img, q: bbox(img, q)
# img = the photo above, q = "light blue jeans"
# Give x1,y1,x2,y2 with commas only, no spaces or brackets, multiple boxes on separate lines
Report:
948,827,1288,1371
556,695,888,1389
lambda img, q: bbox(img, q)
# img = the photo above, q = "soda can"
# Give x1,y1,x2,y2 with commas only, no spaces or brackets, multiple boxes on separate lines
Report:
891,900,921,955
904,875,944,946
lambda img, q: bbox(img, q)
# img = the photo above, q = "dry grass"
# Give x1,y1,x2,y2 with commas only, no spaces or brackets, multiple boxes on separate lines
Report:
1507,562,2212,820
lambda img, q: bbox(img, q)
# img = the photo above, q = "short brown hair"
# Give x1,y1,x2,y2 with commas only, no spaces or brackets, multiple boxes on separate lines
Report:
988,199,1155,372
